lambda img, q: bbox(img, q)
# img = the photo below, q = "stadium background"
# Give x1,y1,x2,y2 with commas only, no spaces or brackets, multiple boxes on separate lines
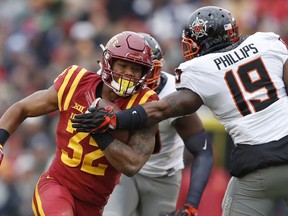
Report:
0,0,287,215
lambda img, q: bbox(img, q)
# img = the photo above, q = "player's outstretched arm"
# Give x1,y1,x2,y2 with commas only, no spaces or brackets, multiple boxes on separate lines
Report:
72,89,203,133
116,89,203,129
0,86,58,133
0,86,59,165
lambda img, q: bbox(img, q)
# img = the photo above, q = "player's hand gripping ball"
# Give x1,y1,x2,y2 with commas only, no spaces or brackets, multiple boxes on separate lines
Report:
96,98,129,143
72,98,129,143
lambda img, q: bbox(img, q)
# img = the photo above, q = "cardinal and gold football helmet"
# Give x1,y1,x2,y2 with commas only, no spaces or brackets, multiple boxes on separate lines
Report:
100,31,153,96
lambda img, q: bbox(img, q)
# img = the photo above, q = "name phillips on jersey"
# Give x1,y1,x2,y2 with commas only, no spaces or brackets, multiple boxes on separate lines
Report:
213,43,259,70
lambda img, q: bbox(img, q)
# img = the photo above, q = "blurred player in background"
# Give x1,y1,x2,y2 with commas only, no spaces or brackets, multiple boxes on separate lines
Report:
0,31,158,216
102,33,213,216
72,6,288,216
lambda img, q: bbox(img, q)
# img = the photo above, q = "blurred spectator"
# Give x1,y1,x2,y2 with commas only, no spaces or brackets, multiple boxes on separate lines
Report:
69,20,99,70
0,161,21,216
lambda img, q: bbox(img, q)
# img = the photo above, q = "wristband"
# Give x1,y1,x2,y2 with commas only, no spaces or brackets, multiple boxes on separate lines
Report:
0,129,10,147
116,105,147,130
90,132,115,151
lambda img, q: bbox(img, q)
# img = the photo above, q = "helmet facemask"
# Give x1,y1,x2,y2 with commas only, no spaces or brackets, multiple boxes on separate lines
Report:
102,59,151,96
182,34,200,61
145,58,164,90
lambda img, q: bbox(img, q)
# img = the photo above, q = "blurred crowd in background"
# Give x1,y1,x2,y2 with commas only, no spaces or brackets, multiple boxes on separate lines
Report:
0,0,287,215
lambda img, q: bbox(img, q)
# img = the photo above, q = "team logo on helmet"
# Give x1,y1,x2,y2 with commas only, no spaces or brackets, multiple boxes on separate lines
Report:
112,38,119,47
191,17,208,39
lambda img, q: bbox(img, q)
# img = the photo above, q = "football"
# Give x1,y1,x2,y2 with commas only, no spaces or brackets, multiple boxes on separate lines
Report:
97,98,130,143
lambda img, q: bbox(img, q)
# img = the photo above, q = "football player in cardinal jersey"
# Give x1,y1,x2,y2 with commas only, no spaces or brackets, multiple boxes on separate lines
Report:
103,33,213,216
73,6,288,216
0,31,159,216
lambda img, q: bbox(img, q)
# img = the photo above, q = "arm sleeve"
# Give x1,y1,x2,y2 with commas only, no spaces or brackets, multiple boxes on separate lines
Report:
183,130,214,208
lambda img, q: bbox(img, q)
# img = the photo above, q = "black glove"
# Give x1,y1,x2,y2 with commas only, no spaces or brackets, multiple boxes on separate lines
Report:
71,107,117,133
159,205,198,216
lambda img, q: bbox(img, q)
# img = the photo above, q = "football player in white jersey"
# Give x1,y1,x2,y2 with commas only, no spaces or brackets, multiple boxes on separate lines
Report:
103,33,213,216
72,6,288,216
